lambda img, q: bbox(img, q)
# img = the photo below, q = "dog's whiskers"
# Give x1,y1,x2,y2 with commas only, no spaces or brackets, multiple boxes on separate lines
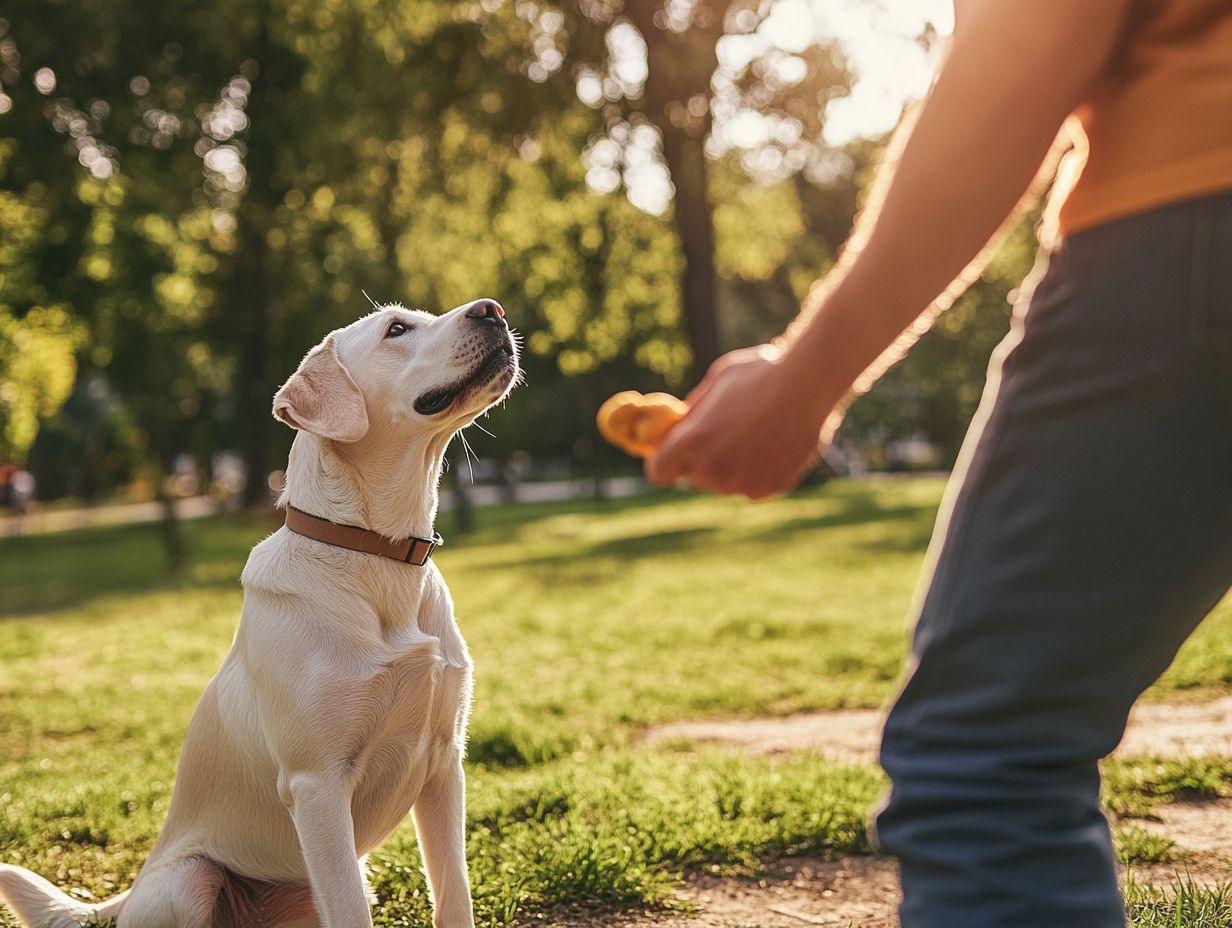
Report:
457,431,479,484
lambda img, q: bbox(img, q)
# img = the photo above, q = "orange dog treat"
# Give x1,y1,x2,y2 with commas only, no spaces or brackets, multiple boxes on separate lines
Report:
596,391,687,457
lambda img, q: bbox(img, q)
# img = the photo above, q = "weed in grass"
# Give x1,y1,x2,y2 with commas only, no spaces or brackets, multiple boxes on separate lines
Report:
1117,825,1176,864
1125,876,1232,928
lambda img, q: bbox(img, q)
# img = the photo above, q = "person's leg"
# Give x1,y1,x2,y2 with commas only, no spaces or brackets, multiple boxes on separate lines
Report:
874,192,1232,928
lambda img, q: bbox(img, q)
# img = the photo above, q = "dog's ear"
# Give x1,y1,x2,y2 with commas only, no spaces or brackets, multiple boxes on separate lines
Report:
272,336,369,442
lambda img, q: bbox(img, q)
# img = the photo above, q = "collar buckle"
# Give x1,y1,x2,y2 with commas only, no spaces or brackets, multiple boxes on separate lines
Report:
404,532,444,567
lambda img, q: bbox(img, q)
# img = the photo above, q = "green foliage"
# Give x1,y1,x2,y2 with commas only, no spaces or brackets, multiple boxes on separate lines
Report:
0,306,82,463
394,111,689,383
1,0,717,490
0,0,1018,500
710,157,856,350
25,374,146,502
0,141,84,461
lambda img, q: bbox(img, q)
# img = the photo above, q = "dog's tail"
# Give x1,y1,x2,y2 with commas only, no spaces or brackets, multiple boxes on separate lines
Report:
0,865,129,928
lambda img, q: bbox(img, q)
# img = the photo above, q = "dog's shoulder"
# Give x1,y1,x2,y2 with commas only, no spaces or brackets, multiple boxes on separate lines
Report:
241,526,357,595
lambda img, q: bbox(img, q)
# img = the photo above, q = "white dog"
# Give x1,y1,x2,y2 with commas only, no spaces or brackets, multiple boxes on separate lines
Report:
0,299,520,928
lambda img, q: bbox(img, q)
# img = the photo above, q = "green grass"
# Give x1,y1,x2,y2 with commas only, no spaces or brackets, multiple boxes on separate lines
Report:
1125,878,1232,928
2,478,1231,926
374,751,882,926
1116,826,1177,865
1104,757,1232,820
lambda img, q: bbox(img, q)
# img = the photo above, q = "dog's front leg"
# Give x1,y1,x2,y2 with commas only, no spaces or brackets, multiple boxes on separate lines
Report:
283,773,374,928
412,760,474,928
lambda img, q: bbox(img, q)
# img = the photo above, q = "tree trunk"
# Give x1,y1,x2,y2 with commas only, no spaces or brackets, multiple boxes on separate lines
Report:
582,376,607,501
657,124,720,384
157,475,186,572
623,0,725,386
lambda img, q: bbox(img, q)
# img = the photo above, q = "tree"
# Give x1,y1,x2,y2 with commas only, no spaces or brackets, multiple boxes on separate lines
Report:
538,0,853,382
2,0,1003,519
0,0,701,515
0,143,83,463
620,0,724,382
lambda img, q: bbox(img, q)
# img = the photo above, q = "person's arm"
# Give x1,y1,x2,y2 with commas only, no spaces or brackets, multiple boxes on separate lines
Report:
647,0,1131,498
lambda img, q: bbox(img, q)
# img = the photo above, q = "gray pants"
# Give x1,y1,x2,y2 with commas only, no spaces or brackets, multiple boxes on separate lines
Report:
874,192,1232,927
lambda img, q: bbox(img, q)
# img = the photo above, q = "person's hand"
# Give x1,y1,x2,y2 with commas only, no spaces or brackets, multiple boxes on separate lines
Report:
645,344,831,499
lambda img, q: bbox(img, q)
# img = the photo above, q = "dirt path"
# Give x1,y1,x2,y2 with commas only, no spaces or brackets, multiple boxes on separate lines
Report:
676,857,901,928
538,803,1232,928
643,696,1232,762
1139,799,1232,864
537,701,1232,927
536,857,901,928
539,818,1232,928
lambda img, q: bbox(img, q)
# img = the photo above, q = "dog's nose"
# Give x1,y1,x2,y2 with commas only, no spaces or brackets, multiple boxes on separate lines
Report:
465,299,506,325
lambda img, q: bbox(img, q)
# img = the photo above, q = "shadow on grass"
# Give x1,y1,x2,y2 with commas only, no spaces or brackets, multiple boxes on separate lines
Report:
457,487,692,541
485,489,938,576
743,488,937,543
0,512,280,617
0,494,690,617
852,528,937,556
476,527,718,577
0,484,941,617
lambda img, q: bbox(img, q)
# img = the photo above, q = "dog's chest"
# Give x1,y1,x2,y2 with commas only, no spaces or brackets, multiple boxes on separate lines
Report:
348,626,472,852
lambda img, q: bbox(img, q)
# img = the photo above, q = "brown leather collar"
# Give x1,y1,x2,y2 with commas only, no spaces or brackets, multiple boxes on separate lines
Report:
284,506,443,567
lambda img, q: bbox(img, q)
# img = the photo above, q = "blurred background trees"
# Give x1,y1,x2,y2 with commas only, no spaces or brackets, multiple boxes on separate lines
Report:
0,0,1026,521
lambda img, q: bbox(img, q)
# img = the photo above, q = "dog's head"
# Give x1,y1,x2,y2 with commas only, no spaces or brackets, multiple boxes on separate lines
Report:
272,299,520,443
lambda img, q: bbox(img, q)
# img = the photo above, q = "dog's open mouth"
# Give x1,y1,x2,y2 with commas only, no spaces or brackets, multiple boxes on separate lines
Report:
413,339,517,416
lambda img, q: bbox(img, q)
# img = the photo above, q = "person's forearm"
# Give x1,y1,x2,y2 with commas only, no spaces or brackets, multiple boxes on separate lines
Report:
783,0,1130,419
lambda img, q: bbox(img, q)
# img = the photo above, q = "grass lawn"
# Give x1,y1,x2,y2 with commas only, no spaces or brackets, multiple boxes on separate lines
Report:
2,477,1230,926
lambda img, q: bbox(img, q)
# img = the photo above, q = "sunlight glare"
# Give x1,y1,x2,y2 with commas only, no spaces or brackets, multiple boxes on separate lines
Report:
746,0,954,146
816,0,953,144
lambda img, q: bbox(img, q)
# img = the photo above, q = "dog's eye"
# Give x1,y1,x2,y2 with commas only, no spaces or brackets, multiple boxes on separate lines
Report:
385,321,411,339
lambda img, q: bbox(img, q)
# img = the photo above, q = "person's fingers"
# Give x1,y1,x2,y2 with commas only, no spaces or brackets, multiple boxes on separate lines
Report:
643,451,669,486
717,466,778,500
646,420,699,485
686,468,723,494
734,456,806,500
649,350,789,494
650,379,714,468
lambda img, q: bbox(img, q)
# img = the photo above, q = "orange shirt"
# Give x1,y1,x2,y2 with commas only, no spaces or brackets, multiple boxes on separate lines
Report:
1052,0,1232,234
